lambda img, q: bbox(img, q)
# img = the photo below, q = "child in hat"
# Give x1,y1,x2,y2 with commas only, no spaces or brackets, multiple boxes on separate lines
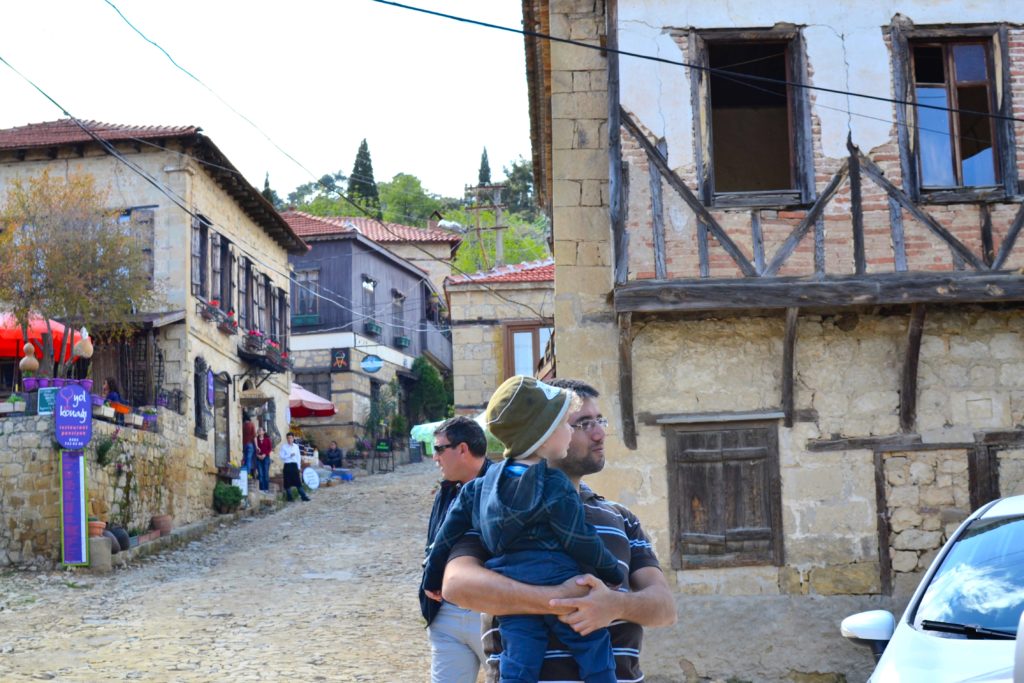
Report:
422,375,623,683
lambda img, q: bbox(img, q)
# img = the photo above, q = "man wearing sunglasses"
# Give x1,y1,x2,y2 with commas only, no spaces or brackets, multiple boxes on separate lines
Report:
440,379,676,683
421,415,492,683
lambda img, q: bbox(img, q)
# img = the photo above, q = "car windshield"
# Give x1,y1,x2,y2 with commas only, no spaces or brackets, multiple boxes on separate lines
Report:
912,514,1024,637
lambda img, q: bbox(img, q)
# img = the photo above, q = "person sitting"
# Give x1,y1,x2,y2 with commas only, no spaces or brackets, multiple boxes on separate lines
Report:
102,377,122,404
321,441,344,468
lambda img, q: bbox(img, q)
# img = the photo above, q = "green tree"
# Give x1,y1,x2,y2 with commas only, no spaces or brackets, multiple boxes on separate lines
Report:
448,208,550,274
502,156,538,220
261,173,284,210
408,356,448,423
379,173,446,227
478,147,491,186
348,139,380,218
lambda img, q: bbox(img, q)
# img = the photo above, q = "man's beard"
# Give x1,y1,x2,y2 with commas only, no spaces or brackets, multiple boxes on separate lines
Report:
558,446,603,479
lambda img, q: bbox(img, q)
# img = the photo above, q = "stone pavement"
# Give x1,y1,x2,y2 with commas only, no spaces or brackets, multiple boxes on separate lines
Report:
0,460,444,682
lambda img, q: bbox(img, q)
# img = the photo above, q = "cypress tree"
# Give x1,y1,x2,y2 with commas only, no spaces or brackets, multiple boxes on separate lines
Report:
348,139,379,203
478,147,491,185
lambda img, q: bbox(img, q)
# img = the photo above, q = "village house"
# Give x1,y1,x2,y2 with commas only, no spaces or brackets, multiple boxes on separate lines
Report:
445,258,554,414
282,211,454,454
524,1,1024,680
0,119,305,566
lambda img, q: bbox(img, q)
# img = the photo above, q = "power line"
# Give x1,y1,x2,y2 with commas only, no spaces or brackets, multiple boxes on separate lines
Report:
373,0,1024,126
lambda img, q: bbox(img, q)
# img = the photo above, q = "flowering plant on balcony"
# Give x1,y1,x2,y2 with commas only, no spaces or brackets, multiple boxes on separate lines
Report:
266,339,281,350
247,329,264,338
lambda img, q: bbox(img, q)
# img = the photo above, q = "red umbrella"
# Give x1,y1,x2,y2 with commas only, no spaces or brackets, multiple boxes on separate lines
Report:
0,313,81,363
289,382,336,418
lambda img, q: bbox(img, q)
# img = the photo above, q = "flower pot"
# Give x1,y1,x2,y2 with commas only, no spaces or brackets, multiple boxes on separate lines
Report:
91,394,105,406
93,405,115,419
52,378,66,388
88,520,106,538
151,514,172,537
81,379,93,392
9,402,26,413
37,378,50,388
108,525,131,552
22,377,38,391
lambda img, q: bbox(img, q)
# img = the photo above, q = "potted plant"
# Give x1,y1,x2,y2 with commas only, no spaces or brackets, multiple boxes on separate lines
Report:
22,372,38,392
213,481,243,514
2,394,27,414
87,517,106,538
150,514,173,537
139,406,158,429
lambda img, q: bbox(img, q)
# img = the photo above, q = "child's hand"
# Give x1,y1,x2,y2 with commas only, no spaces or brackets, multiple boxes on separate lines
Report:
425,589,443,603
549,574,623,636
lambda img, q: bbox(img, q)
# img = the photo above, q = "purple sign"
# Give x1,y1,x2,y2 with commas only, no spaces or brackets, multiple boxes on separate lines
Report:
207,369,215,406
54,384,92,450
61,451,88,566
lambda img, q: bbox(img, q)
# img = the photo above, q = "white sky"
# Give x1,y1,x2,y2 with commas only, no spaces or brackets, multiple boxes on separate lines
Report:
0,0,531,200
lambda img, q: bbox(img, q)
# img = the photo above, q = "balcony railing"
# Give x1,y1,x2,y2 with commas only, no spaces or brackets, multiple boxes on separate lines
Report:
420,320,452,371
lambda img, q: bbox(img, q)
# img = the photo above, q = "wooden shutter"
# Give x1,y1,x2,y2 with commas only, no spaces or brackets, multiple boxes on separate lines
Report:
668,425,782,568
131,209,155,283
283,290,291,353
190,216,202,295
226,243,236,314
210,233,222,301
237,257,249,329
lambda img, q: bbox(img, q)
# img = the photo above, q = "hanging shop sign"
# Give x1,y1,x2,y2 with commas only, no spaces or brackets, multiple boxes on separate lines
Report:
331,347,351,373
360,354,383,374
60,450,88,566
36,386,58,416
54,384,92,450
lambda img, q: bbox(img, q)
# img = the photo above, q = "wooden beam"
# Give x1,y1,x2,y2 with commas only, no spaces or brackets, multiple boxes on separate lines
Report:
858,153,984,270
618,312,637,450
620,108,758,277
639,409,786,425
814,215,825,274
899,304,926,433
751,210,765,274
782,307,799,427
889,197,908,272
807,433,923,452
874,451,894,595
968,445,1000,508
649,138,668,279
992,202,1024,270
697,215,711,278
980,203,994,268
614,271,1024,313
848,137,866,275
608,3,627,286
763,160,849,276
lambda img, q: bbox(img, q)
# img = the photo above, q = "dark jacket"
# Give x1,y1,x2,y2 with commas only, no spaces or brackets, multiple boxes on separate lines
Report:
420,456,492,625
421,459,624,597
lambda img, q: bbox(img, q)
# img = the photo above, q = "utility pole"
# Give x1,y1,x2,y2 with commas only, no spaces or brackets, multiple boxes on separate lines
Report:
464,183,507,268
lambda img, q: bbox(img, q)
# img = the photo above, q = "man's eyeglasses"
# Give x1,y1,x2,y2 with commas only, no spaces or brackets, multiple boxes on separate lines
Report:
433,443,458,453
570,417,608,433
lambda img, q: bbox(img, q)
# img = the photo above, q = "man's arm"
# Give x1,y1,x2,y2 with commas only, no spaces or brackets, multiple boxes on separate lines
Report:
550,566,677,636
442,554,587,616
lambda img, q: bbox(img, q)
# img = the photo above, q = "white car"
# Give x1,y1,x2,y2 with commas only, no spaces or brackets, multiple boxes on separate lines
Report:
842,495,1024,683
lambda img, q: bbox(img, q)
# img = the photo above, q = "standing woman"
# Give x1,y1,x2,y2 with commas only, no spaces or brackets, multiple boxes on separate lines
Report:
279,433,310,502
254,427,273,492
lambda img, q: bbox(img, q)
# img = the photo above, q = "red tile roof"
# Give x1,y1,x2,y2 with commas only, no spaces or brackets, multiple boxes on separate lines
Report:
281,211,462,244
448,258,555,285
0,119,201,149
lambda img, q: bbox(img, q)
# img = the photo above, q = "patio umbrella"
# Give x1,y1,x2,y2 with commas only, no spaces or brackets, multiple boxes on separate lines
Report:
289,382,336,418
0,313,81,363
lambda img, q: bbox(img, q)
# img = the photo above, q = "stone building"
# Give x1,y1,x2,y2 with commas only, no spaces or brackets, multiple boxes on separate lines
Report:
283,211,453,451
0,120,306,565
523,1,1024,680
446,259,555,414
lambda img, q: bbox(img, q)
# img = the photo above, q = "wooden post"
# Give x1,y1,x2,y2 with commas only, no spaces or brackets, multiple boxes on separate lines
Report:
848,136,866,275
889,197,908,272
980,203,994,268
874,450,894,595
782,307,799,428
751,210,765,275
899,304,926,433
649,139,668,279
607,0,628,286
618,312,637,450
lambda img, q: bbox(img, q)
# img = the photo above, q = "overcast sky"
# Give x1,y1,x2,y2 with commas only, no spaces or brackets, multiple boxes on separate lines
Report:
0,0,531,201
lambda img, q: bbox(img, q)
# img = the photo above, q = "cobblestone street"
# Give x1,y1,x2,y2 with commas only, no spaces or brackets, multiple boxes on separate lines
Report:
0,461,441,682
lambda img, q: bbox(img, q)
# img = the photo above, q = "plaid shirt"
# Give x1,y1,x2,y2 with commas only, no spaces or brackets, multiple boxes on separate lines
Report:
450,484,661,683
421,459,625,594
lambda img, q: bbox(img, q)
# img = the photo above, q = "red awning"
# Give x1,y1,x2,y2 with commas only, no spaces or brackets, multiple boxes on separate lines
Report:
289,382,335,418
0,313,81,362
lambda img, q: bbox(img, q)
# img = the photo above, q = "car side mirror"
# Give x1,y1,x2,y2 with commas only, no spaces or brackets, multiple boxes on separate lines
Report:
1015,610,1024,683
841,610,896,663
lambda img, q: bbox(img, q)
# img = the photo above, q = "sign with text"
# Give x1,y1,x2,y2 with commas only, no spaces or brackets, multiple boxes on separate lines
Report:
331,347,350,373
60,451,88,566
360,354,383,374
36,387,58,416
54,384,92,450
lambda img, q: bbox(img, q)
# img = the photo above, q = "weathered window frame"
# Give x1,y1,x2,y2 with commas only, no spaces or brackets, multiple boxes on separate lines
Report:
503,321,553,379
891,23,1019,203
666,421,784,569
689,27,815,208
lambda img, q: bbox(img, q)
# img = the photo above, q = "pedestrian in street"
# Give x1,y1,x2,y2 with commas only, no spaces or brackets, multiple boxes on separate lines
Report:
278,432,310,502
421,415,491,683
254,427,273,492
322,441,344,468
242,413,257,479
422,376,625,683
440,378,677,683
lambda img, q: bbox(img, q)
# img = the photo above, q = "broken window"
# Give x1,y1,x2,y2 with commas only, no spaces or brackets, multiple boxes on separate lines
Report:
911,42,998,189
692,30,814,207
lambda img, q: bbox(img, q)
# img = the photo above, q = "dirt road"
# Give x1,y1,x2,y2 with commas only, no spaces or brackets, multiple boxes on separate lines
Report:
0,461,443,682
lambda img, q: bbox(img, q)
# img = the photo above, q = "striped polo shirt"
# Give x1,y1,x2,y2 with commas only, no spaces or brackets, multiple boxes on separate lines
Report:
449,483,661,682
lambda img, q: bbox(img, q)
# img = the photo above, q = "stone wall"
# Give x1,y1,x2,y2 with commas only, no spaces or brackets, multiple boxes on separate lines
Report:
447,282,554,411
998,448,1024,497
0,410,206,567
